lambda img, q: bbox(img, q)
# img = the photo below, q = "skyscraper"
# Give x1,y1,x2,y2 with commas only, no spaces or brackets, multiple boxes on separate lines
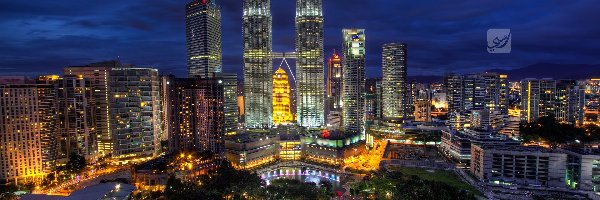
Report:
38,75,96,163
539,78,557,118
109,68,161,162
186,0,222,77
272,67,293,125
326,51,342,118
296,0,324,128
0,81,57,184
342,29,366,135
444,73,463,114
64,62,114,156
243,0,272,129
381,43,407,123
520,79,541,123
220,73,239,135
162,75,225,154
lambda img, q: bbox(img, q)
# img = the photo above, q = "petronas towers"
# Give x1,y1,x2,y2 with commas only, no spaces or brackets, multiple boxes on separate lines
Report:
296,0,324,128
243,0,324,129
243,0,273,129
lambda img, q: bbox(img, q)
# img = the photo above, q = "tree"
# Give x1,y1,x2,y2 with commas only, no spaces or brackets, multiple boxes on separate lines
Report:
66,153,86,172
520,116,586,147
351,170,477,200
265,179,329,200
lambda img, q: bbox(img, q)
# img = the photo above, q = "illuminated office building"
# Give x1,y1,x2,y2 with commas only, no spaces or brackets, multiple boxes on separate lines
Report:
64,61,116,155
272,68,293,125
520,79,541,123
243,0,272,129
186,0,222,77
162,75,225,154
381,43,408,122
499,74,509,115
326,51,342,117
296,0,324,128
539,79,557,118
444,72,508,115
342,29,366,135
38,75,96,163
445,73,463,114
0,81,57,184
220,73,239,135
109,68,161,162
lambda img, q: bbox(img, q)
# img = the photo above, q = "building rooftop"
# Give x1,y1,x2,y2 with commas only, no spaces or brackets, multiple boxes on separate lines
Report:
477,144,556,153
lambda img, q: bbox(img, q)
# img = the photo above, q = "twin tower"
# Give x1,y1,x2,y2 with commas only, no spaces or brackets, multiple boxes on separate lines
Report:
243,0,324,129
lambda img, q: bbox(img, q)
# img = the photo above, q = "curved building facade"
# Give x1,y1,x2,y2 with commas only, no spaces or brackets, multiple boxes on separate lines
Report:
273,68,293,125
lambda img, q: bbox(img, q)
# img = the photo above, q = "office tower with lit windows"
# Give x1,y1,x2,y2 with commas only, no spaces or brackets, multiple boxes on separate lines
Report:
109,68,161,161
342,29,366,135
243,0,272,129
186,0,222,77
296,0,324,128
64,62,115,155
568,83,586,125
0,81,57,184
381,43,407,123
162,75,225,154
463,74,486,111
557,80,576,123
520,79,541,123
326,51,342,118
220,73,239,135
444,73,464,114
499,74,509,115
445,72,507,116
539,78,557,118
482,73,501,113
38,75,97,163
272,68,293,125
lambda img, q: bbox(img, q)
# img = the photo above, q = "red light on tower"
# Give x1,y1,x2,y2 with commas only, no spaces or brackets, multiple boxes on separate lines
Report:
202,0,207,5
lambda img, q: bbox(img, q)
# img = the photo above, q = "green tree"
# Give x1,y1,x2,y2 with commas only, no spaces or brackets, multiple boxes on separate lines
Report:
520,116,586,147
66,153,86,172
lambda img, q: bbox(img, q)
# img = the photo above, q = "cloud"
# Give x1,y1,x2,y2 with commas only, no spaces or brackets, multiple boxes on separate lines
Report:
0,0,598,78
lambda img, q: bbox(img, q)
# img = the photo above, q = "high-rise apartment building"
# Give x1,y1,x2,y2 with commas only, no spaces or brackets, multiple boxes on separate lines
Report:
381,43,408,123
220,73,239,135
38,75,96,163
463,74,486,111
326,51,342,118
520,79,541,123
109,68,161,162
296,0,324,128
272,68,293,125
499,74,509,115
0,82,57,184
520,78,584,124
162,75,225,154
444,73,463,114
445,72,508,116
539,79,557,118
186,0,222,77
64,62,115,155
342,29,366,135
243,0,272,129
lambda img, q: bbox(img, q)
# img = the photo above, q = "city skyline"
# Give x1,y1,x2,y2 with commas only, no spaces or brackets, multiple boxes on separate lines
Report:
1,0,599,78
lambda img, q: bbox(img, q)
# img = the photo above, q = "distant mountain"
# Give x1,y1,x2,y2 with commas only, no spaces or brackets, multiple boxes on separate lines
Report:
488,63,600,81
404,63,600,83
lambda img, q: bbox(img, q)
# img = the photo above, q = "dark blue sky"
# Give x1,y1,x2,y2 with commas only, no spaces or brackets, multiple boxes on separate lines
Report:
0,0,599,78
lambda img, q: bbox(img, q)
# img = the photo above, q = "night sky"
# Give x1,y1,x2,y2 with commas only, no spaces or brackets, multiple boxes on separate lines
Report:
1,0,599,78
